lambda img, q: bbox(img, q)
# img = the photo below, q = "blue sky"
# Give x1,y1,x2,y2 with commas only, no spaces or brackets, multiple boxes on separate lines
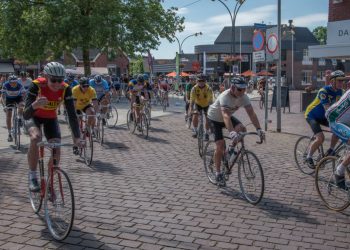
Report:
150,0,329,59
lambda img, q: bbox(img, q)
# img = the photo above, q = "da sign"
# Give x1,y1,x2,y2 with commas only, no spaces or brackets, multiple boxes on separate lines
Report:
327,20,350,45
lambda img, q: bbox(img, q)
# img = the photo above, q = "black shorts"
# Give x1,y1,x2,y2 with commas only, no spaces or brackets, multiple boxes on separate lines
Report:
76,104,93,115
97,94,106,103
5,96,23,107
209,116,242,142
194,104,209,115
114,84,121,91
135,96,141,105
26,117,61,140
306,117,328,135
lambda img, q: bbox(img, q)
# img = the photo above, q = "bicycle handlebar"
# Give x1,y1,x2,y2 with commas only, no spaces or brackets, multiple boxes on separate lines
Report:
224,131,264,144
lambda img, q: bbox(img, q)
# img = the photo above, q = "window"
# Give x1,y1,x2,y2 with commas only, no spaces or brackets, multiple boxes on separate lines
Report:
303,49,309,57
302,49,312,65
301,70,312,85
317,71,325,81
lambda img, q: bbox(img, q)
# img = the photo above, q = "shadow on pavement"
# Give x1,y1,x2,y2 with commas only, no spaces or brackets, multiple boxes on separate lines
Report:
149,127,170,133
90,160,123,175
257,197,320,225
11,145,28,154
145,135,170,144
102,141,129,150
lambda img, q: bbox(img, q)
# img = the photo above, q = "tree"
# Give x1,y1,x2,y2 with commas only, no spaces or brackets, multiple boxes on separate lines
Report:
312,26,327,45
0,0,184,75
129,55,144,76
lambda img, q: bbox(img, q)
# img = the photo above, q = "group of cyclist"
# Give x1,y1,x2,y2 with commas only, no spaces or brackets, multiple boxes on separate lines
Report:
304,70,350,189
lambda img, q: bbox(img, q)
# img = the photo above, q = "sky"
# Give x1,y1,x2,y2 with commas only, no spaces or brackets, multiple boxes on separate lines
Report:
150,0,329,59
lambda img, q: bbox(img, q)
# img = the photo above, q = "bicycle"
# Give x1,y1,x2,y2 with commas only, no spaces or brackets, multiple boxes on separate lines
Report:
5,104,22,150
294,130,345,175
197,109,205,158
185,112,192,129
95,112,105,145
28,141,75,241
315,146,350,211
203,132,265,205
100,103,118,128
126,104,149,138
144,100,152,126
160,90,167,112
77,114,94,166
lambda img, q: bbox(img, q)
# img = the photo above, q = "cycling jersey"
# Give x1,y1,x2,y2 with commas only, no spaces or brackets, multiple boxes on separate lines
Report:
72,85,97,111
1,81,24,99
326,90,350,142
305,86,343,120
185,83,195,101
190,84,213,108
129,82,145,97
18,78,32,90
89,79,109,99
65,79,79,88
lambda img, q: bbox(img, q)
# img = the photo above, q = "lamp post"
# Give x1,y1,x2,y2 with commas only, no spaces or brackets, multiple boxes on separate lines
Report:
283,19,295,89
211,0,246,87
174,32,203,84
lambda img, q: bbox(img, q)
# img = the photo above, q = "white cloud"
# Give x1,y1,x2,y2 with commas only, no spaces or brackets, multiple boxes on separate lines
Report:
176,7,189,15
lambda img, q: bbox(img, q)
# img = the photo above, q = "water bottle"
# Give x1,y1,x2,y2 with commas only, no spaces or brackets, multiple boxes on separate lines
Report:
228,146,236,165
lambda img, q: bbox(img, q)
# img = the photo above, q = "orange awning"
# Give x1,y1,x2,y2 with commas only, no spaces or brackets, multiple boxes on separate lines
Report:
241,70,256,77
257,70,274,76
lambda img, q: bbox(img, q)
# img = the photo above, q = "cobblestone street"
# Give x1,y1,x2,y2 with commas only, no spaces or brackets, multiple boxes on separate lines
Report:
1,92,350,249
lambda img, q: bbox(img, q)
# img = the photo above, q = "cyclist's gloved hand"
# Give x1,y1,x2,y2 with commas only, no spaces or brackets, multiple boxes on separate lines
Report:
257,128,265,142
74,137,85,148
229,131,240,143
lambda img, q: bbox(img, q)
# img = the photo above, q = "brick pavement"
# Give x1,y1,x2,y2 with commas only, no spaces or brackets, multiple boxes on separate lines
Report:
1,91,350,249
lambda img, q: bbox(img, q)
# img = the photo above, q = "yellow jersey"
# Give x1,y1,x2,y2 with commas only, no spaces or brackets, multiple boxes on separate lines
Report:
190,84,213,107
72,85,97,110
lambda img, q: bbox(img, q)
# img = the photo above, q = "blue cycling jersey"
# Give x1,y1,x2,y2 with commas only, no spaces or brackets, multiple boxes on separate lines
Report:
1,81,24,99
89,79,109,98
64,79,79,88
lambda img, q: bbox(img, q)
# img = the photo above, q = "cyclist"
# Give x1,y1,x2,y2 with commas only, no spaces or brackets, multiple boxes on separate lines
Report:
185,75,196,121
129,74,148,129
159,75,170,107
207,77,264,185
1,75,25,142
326,77,350,189
257,78,266,96
112,74,121,101
304,70,345,168
189,74,213,141
58,73,78,115
72,77,98,153
18,71,32,91
23,62,82,192
89,74,110,125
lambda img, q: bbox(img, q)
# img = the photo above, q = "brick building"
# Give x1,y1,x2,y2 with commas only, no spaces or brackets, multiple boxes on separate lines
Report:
309,0,350,68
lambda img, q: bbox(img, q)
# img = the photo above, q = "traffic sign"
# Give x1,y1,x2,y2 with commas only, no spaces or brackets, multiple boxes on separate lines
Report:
254,23,267,30
267,34,278,54
253,31,265,51
253,51,265,62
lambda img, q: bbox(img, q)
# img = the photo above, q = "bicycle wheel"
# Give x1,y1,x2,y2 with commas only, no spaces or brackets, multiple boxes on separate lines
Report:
83,129,93,166
315,156,350,211
100,120,104,144
28,169,43,214
198,124,204,157
238,150,264,205
106,105,118,128
45,167,75,241
16,120,21,150
203,141,217,185
294,136,322,175
142,114,149,139
162,99,166,112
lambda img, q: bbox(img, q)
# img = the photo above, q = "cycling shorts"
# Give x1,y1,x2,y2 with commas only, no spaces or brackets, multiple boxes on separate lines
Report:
5,96,23,107
26,117,61,140
306,117,328,135
330,122,350,143
209,116,242,142
76,104,93,115
160,84,170,91
114,83,121,91
193,104,209,115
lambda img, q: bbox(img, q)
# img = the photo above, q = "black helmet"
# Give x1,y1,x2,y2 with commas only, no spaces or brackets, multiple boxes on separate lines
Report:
196,73,206,81
20,71,26,77
8,75,17,82
230,77,247,88
137,74,144,83
79,77,89,87
330,70,346,80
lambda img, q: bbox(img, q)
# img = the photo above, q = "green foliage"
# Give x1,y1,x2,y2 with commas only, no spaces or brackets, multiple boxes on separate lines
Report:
129,55,144,76
312,26,327,45
0,0,184,75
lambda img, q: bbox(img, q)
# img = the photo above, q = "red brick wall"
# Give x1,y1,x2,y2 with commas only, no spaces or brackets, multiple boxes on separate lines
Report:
93,53,129,74
329,0,350,22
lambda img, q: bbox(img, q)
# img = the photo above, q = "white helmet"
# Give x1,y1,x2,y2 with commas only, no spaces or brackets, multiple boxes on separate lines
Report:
43,62,66,77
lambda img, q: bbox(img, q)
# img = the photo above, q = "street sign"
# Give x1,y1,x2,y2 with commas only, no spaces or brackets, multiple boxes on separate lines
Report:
253,31,265,51
266,27,279,62
267,34,278,54
253,51,265,62
233,65,239,74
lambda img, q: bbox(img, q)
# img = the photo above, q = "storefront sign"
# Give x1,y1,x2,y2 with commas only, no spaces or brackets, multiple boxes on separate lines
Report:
327,20,350,45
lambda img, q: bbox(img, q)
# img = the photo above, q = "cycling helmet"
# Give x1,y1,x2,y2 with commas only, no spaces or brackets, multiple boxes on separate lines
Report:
19,71,26,77
8,75,17,82
330,70,346,80
230,77,248,88
67,73,75,81
43,62,66,77
79,77,89,86
143,74,149,81
137,74,144,83
94,74,102,83
196,73,206,81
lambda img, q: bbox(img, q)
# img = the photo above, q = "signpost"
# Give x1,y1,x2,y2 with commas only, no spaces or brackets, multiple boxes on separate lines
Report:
253,51,265,62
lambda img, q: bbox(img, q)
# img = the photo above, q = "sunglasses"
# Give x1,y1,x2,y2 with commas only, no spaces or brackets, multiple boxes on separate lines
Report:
49,77,63,83
81,85,89,88
236,88,246,92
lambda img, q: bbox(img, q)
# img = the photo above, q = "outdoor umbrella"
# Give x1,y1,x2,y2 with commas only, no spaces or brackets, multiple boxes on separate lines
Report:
241,70,256,77
166,71,189,77
257,70,274,76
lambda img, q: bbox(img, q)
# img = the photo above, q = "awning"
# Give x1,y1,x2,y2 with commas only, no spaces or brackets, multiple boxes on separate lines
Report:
0,63,14,73
309,43,350,59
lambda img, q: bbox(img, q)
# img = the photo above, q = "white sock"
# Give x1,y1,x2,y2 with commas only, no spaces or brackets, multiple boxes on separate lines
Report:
8,129,11,134
29,171,37,180
336,164,346,176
